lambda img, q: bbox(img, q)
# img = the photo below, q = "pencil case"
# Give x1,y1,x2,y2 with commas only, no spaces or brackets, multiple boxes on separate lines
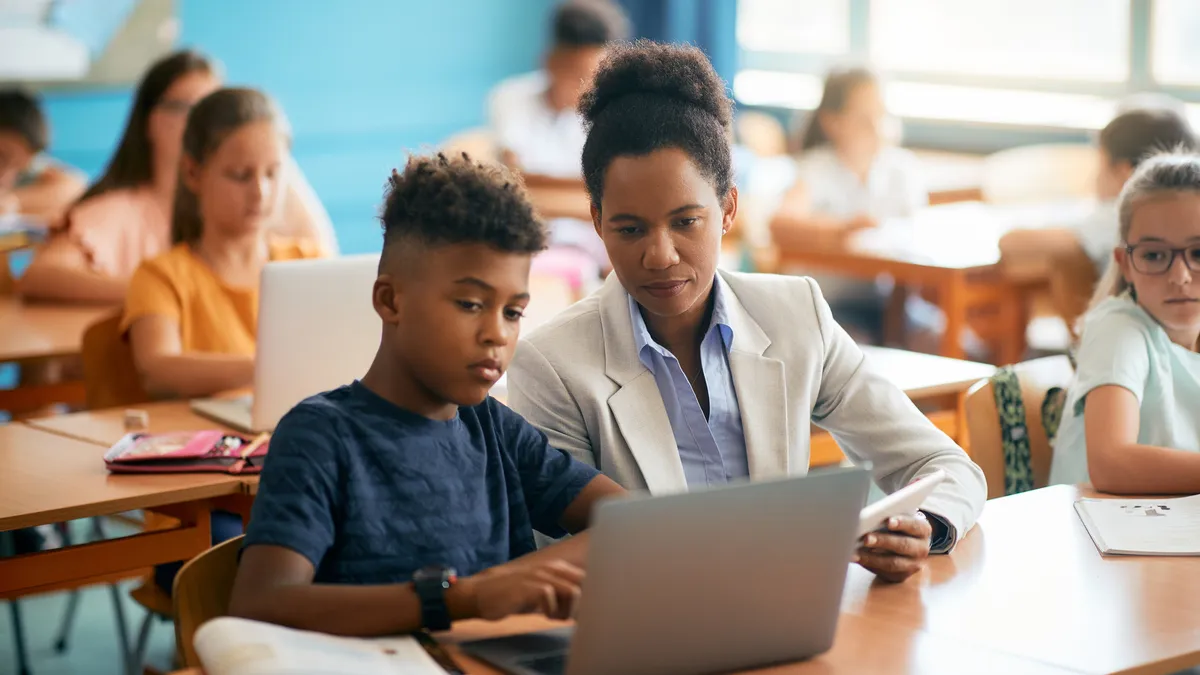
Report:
104,430,269,474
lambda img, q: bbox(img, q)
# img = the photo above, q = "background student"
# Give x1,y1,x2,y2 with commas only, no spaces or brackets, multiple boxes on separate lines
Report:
17,50,336,304
230,154,624,636
1049,152,1200,494
122,87,322,402
768,67,926,342
0,89,86,221
508,40,985,584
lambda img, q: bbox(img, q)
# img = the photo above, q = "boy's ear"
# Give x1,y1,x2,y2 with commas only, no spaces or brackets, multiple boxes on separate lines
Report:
372,274,402,324
180,155,202,193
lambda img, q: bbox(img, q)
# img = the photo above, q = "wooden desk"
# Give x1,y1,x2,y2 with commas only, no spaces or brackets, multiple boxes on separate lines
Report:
772,201,1091,363
0,424,252,600
24,400,238,448
0,296,115,414
841,485,1200,675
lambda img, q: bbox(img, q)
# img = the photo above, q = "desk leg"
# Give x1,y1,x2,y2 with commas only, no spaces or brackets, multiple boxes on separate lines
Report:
939,273,967,359
996,284,1029,366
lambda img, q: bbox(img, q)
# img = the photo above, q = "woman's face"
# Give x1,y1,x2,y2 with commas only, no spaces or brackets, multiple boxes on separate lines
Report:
1118,192,1200,345
183,120,287,240
592,147,736,320
147,70,220,172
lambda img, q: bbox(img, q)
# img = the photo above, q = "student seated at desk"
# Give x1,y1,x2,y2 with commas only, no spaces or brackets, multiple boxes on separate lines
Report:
1000,106,1197,286
1050,153,1200,493
0,89,86,221
228,154,624,636
508,41,985,583
121,88,322,400
769,67,926,341
17,50,336,304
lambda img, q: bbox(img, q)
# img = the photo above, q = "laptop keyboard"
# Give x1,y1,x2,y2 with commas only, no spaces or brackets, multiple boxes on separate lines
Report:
516,652,568,675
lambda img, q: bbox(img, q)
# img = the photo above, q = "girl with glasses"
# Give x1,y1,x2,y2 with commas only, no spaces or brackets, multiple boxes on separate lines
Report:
1050,153,1200,492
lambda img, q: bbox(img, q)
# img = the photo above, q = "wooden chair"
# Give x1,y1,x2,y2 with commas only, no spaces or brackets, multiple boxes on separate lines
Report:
964,356,1074,499
174,535,245,668
80,310,148,409
980,144,1098,205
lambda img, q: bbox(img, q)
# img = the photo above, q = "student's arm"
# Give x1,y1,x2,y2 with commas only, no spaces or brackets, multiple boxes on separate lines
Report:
804,277,987,548
7,165,86,221
1085,386,1200,494
768,181,874,250
127,315,254,398
17,234,129,303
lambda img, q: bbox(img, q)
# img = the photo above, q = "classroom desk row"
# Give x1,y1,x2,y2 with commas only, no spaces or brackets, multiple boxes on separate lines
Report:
161,484,1200,675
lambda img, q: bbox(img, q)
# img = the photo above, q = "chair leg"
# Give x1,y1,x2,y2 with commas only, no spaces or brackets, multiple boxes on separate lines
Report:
107,583,135,675
130,611,156,675
9,601,32,675
54,590,83,653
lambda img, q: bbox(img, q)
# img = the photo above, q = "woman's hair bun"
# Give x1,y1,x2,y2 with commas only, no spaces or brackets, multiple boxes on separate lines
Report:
579,39,732,131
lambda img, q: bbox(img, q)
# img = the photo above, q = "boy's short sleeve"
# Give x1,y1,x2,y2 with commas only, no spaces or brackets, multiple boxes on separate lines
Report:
1071,307,1153,416
243,406,341,569
496,401,600,538
119,262,181,333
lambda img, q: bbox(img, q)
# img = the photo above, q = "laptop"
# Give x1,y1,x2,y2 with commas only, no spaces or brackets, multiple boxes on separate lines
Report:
462,466,871,675
190,254,381,432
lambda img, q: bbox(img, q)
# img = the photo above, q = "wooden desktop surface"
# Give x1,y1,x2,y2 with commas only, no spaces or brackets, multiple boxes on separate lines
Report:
862,345,995,401
23,400,239,448
0,296,114,362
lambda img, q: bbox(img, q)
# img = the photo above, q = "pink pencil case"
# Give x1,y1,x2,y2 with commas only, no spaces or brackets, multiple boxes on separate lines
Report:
104,430,270,475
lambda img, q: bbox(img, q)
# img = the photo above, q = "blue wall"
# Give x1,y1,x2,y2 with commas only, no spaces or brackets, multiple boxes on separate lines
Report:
39,0,557,254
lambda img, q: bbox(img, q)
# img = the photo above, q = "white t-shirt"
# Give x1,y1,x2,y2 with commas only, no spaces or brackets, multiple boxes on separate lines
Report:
793,145,927,221
790,146,927,303
1071,200,1119,273
487,71,587,179
1049,294,1200,485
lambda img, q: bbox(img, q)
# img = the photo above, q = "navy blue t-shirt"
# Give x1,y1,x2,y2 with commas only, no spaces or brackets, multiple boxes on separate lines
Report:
243,381,599,584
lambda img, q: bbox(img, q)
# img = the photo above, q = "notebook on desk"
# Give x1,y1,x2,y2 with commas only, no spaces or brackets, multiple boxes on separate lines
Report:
1075,494,1200,556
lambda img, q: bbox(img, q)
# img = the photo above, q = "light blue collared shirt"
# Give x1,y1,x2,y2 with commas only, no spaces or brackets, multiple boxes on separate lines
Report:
629,276,749,487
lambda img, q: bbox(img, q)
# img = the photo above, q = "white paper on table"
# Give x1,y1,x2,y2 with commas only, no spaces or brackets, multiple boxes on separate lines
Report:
1074,493,1200,556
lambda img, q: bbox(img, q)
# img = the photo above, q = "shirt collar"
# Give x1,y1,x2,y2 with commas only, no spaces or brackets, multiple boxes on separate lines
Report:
628,275,735,368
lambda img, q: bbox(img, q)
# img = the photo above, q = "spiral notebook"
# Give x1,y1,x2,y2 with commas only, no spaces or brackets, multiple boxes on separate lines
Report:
1074,494,1200,556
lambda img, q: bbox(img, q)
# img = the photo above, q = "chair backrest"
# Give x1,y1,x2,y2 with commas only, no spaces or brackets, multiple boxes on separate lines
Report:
965,356,1074,499
981,144,1099,204
80,310,148,409
174,534,245,668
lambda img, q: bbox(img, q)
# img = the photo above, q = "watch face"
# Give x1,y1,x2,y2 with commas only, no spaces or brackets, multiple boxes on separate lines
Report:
415,565,456,583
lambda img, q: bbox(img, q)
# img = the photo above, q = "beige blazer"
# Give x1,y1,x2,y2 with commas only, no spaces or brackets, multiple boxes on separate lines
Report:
507,270,986,543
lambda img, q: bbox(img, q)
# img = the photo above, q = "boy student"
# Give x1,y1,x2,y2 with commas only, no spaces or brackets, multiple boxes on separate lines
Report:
0,89,85,221
230,153,625,636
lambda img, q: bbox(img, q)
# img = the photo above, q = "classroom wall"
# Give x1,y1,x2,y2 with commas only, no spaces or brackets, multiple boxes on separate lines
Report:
38,0,558,254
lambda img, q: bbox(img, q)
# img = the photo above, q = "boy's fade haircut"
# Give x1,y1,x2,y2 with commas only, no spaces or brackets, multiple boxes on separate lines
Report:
379,152,548,263
552,0,630,48
0,89,49,153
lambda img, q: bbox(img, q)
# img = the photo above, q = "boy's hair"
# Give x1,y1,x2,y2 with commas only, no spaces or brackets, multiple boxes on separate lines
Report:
379,153,547,261
0,89,49,153
80,50,217,204
1089,151,1200,311
1098,107,1196,169
172,88,290,245
793,66,880,154
578,39,734,208
551,0,629,49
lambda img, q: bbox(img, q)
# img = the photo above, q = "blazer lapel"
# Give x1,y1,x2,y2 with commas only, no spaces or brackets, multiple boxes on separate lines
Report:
720,272,791,479
598,276,688,493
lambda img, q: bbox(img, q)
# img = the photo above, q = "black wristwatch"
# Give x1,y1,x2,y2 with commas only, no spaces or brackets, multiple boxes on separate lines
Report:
412,565,457,631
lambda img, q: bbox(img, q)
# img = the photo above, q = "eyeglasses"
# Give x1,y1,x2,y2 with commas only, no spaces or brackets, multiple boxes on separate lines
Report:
1124,243,1200,275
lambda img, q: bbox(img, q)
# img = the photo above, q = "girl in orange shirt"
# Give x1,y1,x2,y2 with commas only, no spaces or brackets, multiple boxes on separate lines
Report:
18,50,335,303
122,87,322,399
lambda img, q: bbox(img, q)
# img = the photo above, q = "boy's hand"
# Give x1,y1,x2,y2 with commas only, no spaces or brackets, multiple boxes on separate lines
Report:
454,559,584,622
853,513,932,583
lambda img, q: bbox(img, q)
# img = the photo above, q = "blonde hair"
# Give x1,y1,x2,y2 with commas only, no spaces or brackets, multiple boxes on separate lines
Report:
1088,151,1200,312
172,87,290,245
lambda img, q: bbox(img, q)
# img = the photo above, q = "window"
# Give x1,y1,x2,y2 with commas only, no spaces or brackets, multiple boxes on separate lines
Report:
736,0,849,55
870,0,1128,83
1152,0,1200,85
